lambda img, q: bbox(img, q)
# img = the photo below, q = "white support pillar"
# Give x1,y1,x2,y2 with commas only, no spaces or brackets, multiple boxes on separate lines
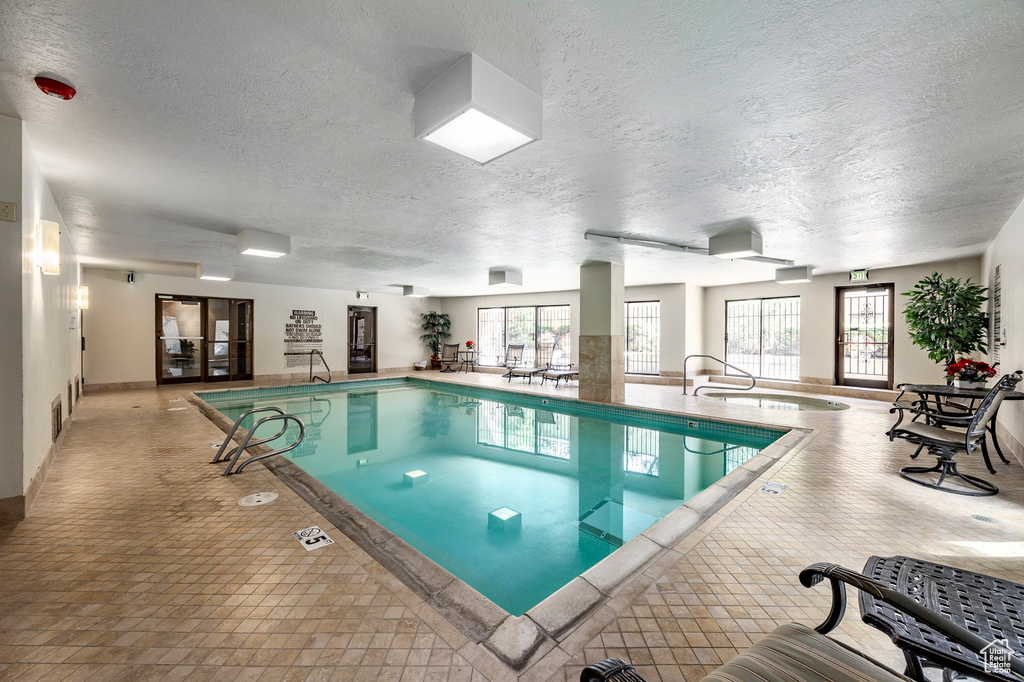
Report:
579,261,625,403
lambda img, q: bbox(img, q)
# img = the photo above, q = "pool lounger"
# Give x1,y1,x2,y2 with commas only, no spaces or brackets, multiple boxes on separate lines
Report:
538,367,578,387
507,367,541,383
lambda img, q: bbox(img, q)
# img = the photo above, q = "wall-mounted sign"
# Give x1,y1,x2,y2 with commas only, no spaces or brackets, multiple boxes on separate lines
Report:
284,309,323,368
850,269,869,282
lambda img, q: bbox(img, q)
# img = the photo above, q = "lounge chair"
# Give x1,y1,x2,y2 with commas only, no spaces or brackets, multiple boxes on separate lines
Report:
497,344,525,378
538,362,578,387
888,370,1022,495
582,560,1024,682
438,343,460,373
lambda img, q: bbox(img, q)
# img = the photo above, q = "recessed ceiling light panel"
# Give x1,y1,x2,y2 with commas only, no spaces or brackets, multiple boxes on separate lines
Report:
415,54,541,164
237,229,290,258
708,229,763,259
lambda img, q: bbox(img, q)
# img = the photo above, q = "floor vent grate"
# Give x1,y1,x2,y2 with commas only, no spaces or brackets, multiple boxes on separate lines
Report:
972,514,998,523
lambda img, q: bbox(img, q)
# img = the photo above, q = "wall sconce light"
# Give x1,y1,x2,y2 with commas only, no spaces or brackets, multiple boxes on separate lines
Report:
76,286,89,309
414,54,542,164
488,269,523,287
237,229,291,258
39,219,60,275
402,285,429,297
775,266,813,284
197,263,234,281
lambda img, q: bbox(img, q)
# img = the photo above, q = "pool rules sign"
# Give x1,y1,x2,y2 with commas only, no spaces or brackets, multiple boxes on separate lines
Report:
284,309,323,368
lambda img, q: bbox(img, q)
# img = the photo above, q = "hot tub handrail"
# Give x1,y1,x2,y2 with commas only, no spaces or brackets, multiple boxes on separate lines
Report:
211,406,287,464
309,349,332,384
683,354,756,396
223,414,305,476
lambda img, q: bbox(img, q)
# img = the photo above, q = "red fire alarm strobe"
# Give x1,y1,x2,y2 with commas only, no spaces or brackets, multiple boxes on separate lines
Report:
34,76,76,100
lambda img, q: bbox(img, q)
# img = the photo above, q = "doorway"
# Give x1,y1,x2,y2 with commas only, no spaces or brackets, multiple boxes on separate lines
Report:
348,306,377,374
835,284,894,389
156,295,254,384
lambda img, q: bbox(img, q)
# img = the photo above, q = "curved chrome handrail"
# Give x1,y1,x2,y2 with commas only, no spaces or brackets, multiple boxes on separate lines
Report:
211,406,286,464
683,354,756,396
309,349,332,384
223,414,306,475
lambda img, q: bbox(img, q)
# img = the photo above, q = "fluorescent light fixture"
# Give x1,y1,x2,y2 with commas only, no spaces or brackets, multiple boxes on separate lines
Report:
775,266,813,283
237,229,290,258
76,286,89,310
708,229,763,259
489,269,523,287
39,219,60,275
584,231,708,254
415,54,541,164
403,285,429,297
198,263,234,281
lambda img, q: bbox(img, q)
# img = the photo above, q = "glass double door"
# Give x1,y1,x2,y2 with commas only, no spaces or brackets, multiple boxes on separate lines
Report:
834,284,894,389
157,295,254,384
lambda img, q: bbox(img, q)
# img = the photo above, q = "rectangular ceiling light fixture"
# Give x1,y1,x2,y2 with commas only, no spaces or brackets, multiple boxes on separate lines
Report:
708,229,763,259
415,54,542,164
488,269,523,287
775,266,813,284
39,219,60,275
198,263,234,281
403,285,429,297
237,229,290,258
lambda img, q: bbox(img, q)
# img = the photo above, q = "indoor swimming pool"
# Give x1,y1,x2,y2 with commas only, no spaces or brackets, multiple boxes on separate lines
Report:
200,378,785,615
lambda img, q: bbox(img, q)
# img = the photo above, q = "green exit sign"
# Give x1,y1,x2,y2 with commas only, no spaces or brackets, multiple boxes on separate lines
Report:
850,269,869,282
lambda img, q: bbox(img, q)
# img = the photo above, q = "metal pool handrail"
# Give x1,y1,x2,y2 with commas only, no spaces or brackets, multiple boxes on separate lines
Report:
309,349,332,384
683,354,756,396
223,414,305,476
211,406,287,464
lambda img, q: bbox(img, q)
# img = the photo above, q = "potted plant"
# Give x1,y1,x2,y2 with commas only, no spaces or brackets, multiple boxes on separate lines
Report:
902,272,989,379
420,311,451,368
465,340,476,351
945,358,997,389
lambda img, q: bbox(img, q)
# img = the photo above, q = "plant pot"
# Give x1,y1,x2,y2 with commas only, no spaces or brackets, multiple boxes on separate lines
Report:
430,358,440,369
953,379,987,390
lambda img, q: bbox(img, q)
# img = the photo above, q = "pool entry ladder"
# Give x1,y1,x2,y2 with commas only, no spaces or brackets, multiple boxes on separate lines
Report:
212,406,306,475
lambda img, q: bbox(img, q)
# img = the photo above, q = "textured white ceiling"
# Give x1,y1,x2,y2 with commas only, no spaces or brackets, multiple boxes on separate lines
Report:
1,0,1022,295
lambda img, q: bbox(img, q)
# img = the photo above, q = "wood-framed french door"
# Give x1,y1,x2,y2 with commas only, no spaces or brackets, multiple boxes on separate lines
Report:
156,294,254,385
834,284,894,389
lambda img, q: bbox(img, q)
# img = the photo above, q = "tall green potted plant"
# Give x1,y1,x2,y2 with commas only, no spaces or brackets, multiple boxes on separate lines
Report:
902,272,989,376
420,311,451,368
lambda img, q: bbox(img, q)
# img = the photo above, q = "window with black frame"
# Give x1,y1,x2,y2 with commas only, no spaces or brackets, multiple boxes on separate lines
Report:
477,305,571,367
625,301,660,375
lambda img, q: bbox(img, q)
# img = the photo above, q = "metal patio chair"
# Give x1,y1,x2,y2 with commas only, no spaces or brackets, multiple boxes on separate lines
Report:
496,344,525,378
889,370,1022,495
439,343,460,373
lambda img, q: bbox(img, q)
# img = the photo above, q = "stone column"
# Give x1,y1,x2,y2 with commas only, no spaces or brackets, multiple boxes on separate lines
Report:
579,261,625,403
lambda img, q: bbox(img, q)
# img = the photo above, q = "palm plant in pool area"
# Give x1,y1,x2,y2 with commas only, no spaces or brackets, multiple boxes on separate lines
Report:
902,272,989,370
420,311,452,360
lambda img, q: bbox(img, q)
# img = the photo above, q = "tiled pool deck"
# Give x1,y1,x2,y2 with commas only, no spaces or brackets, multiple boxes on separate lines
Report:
3,372,1024,681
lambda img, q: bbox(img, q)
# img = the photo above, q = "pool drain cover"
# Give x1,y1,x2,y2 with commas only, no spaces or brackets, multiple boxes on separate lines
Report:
238,492,279,507
972,514,998,523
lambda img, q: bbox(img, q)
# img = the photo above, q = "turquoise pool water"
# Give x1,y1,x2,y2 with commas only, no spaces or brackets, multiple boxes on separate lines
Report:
201,379,783,615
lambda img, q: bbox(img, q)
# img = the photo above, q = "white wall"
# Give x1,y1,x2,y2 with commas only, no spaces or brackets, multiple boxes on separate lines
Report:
439,283,693,373
982,198,1024,458
21,127,82,493
0,115,23,500
83,270,436,386
703,258,982,386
